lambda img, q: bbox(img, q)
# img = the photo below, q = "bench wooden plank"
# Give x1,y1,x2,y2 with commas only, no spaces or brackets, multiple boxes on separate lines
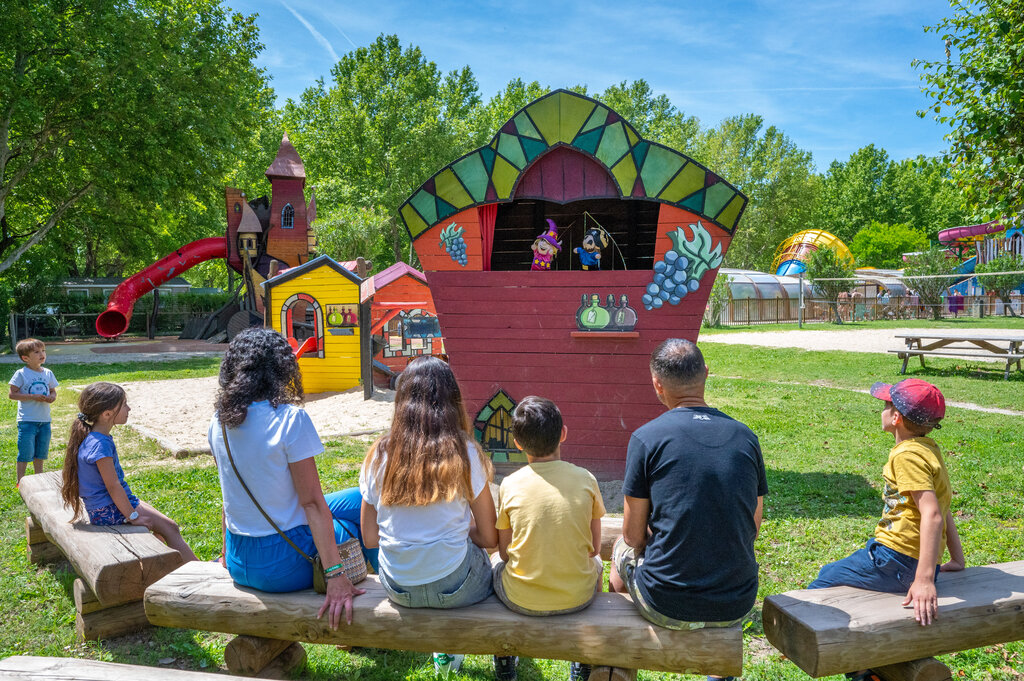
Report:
19,472,183,607
887,349,1024,359
0,656,255,680
145,561,742,676
762,560,1024,677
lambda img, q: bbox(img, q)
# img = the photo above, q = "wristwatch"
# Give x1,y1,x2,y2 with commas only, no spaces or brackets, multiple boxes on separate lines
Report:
128,510,139,522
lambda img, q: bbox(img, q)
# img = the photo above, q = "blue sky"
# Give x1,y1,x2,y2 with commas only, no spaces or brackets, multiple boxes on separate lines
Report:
228,0,954,172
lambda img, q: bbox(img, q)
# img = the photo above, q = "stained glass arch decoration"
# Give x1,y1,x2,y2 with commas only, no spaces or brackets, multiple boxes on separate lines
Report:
473,389,518,462
399,89,747,242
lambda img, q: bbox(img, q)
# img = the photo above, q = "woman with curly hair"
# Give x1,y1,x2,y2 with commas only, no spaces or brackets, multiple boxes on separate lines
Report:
208,327,375,628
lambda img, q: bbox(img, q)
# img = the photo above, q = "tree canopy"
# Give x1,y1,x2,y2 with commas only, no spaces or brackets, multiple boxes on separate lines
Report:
849,221,929,268
915,0,1024,223
806,246,855,324
0,0,270,276
976,253,1024,316
904,245,958,320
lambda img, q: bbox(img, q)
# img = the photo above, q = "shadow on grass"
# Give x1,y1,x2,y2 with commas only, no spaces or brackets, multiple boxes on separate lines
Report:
766,470,878,519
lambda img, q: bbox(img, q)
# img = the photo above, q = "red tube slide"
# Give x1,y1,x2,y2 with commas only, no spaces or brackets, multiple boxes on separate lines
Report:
96,237,228,338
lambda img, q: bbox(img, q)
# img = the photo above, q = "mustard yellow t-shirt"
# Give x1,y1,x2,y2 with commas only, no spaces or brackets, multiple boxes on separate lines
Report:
874,437,952,560
496,460,605,611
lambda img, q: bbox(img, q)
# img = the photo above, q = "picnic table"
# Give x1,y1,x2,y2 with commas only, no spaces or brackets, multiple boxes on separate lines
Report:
890,331,1024,379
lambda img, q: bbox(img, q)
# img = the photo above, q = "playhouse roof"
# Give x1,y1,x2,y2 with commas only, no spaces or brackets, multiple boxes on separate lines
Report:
360,261,426,302
262,254,361,291
265,133,306,180
398,89,748,242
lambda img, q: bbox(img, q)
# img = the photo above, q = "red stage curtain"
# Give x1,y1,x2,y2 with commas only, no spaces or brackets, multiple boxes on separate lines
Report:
478,203,497,271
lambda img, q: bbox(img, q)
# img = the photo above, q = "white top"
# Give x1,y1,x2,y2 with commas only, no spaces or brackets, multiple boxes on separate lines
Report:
359,440,488,586
208,401,324,537
9,366,58,422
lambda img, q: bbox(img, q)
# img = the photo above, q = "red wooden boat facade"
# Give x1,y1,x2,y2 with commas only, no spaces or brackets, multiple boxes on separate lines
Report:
400,90,747,478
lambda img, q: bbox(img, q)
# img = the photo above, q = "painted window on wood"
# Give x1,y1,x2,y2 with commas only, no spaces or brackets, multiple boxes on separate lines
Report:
473,390,519,462
280,292,324,358
382,309,438,358
282,203,295,229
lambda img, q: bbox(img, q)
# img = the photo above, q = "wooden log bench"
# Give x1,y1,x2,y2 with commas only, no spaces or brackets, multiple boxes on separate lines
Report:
0,655,261,680
19,471,184,641
145,561,742,678
888,348,1024,379
763,560,1024,680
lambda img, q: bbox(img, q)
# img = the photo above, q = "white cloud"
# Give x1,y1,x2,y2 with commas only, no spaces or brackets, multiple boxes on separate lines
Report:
280,0,340,63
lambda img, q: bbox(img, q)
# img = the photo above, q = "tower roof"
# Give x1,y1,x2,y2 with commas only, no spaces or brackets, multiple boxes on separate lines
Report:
238,200,263,233
265,133,306,180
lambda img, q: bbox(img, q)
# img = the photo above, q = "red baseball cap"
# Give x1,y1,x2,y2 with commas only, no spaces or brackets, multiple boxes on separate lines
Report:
870,378,946,427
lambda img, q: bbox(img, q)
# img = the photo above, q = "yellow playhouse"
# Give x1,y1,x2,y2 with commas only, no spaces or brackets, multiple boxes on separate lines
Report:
263,255,363,393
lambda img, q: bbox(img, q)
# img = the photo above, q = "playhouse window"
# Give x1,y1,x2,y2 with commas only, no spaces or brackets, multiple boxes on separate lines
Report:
234,203,241,213
280,292,324,359
282,204,294,229
491,198,660,271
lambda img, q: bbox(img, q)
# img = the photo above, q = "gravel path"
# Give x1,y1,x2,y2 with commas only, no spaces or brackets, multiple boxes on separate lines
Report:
701,326,1023,362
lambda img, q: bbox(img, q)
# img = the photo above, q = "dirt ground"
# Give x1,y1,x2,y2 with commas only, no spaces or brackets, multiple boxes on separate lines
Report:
121,376,396,456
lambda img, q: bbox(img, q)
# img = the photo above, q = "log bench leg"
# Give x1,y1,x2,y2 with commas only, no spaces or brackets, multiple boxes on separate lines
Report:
874,657,952,681
25,516,63,565
73,578,150,641
225,635,307,677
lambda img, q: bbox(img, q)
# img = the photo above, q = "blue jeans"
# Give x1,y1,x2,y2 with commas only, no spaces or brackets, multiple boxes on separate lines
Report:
378,541,493,609
226,487,378,593
809,538,937,592
17,421,51,462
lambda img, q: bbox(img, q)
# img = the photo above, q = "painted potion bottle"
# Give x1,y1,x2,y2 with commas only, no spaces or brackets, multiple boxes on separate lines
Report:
614,294,637,330
579,294,610,330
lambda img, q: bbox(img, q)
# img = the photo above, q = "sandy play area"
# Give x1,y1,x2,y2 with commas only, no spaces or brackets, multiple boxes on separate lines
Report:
123,376,395,456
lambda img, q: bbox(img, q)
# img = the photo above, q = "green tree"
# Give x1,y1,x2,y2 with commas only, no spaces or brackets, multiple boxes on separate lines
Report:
467,79,550,147
0,0,268,275
596,80,702,153
313,205,391,266
976,253,1024,316
815,145,897,243
698,115,819,271
806,246,855,324
702,272,732,328
888,156,968,240
904,245,958,320
284,35,481,266
849,221,929,268
915,0,1024,222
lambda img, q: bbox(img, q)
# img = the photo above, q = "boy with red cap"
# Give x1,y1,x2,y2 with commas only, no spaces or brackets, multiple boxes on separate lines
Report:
809,379,965,639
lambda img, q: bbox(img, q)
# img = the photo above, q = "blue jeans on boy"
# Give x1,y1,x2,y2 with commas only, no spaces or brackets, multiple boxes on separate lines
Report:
17,421,51,463
809,538,937,592
378,540,493,609
225,487,378,593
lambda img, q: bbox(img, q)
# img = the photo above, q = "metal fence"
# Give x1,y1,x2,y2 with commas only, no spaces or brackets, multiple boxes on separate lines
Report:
8,311,197,351
713,294,1023,326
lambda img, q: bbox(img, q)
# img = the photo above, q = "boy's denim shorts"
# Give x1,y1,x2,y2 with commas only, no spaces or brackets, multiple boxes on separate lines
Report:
378,540,493,609
809,538,937,592
612,537,746,630
17,421,51,462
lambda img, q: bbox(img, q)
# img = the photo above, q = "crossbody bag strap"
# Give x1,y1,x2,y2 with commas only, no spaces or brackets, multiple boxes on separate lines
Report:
220,422,315,565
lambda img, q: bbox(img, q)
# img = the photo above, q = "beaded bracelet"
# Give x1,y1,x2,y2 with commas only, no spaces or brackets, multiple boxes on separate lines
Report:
323,563,345,576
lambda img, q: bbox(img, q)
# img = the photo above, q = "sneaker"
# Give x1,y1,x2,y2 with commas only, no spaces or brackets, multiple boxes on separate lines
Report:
493,655,518,681
433,653,464,677
570,662,592,681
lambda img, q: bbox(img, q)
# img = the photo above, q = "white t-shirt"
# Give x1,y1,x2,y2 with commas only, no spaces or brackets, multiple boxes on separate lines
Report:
359,441,488,586
208,401,324,537
9,367,58,422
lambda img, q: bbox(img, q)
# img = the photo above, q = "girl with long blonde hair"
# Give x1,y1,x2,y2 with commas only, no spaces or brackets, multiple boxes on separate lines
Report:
360,355,497,668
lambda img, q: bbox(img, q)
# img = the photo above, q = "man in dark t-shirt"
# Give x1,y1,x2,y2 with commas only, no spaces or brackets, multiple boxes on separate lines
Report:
609,339,767,680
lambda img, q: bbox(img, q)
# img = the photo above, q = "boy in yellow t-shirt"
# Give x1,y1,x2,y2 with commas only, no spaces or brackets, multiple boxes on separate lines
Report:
491,396,605,681
810,379,965,640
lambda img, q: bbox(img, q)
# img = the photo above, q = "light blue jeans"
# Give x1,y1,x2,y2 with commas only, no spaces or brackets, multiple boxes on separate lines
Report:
226,487,378,593
378,541,494,609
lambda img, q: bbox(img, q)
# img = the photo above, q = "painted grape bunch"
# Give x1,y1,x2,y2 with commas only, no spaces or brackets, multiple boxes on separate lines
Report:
439,223,468,266
642,221,724,311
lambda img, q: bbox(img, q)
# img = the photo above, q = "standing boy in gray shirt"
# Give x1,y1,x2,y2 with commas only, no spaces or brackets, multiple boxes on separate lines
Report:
9,338,58,485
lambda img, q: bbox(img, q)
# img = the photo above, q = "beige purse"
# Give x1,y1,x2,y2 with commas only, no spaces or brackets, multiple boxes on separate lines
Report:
221,423,366,593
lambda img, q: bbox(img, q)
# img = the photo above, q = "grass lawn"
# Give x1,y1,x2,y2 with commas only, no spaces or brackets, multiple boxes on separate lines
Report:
1,350,1021,681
